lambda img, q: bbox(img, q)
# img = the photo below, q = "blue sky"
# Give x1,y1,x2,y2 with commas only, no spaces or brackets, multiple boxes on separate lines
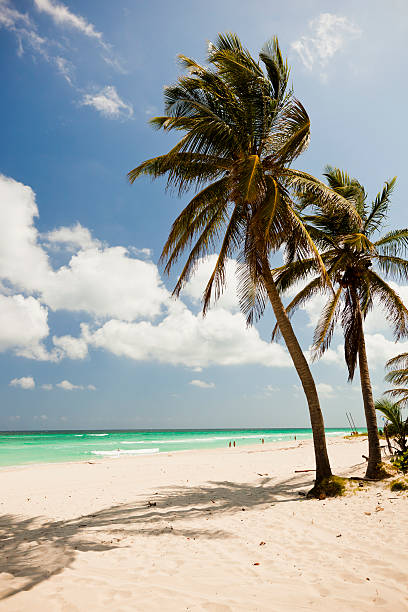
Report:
1,0,408,430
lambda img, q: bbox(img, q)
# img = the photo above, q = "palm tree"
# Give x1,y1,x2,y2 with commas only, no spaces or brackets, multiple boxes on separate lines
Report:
384,352,408,407
128,34,356,485
272,167,408,478
375,397,408,453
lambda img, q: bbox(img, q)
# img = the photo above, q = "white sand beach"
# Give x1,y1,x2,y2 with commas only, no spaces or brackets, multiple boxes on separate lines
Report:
0,437,407,611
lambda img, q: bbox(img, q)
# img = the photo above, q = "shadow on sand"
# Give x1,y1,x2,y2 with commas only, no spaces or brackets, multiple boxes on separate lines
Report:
0,473,313,600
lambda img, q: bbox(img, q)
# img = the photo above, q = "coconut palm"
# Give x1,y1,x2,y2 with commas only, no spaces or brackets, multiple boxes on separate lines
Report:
375,397,408,453
384,352,408,407
128,34,355,483
272,167,408,478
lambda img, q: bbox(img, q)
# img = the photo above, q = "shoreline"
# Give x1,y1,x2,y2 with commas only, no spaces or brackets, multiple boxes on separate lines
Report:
0,430,358,471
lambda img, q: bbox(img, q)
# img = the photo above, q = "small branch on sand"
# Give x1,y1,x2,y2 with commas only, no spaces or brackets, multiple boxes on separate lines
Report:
294,469,316,473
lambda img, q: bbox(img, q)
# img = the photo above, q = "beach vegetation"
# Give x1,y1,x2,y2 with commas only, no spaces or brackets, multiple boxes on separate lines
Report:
390,478,408,491
375,397,408,454
272,167,408,480
128,34,357,483
307,475,347,498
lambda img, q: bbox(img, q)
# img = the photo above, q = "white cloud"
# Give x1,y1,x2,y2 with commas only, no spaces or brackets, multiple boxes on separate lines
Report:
82,304,291,369
0,0,30,28
44,222,100,251
41,383,53,390
0,175,167,323
292,13,361,72
0,294,52,360
43,247,166,320
183,256,239,312
54,55,75,85
189,379,215,389
10,376,35,389
56,380,82,390
81,86,133,119
55,380,96,391
33,0,106,46
316,382,334,398
3,172,406,378
264,384,278,394
52,334,88,360
34,413,48,421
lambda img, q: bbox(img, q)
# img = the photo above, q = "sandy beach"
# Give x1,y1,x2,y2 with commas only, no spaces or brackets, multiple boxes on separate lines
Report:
0,437,407,611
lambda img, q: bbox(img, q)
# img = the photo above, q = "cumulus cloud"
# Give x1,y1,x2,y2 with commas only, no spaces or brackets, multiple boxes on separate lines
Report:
41,383,53,390
2,172,406,378
10,376,35,389
189,379,215,389
44,223,100,250
183,256,239,312
81,86,133,119
81,304,291,369
316,382,334,398
56,380,95,390
292,13,361,72
0,294,52,359
52,334,88,360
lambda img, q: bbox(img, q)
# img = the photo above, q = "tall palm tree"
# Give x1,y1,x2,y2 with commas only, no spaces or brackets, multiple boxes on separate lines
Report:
384,352,408,407
128,34,355,484
272,167,408,478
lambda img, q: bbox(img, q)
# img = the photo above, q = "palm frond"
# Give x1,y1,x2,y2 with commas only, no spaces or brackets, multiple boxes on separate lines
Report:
286,169,363,226
364,177,396,235
375,229,408,257
312,287,343,360
271,276,323,341
270,98,310,166
385,368,408,386
386,352,408,369
366,269,408,340
375,254,408,283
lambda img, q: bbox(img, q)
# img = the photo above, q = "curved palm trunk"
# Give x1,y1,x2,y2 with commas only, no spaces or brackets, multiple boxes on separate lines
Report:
260,254,332,483
356,314,383,478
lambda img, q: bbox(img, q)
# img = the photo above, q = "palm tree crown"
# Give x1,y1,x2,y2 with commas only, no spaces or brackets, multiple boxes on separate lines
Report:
128,35,350,322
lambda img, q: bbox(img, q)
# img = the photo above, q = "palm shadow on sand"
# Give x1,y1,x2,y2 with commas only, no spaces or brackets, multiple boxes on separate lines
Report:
0,473,313,600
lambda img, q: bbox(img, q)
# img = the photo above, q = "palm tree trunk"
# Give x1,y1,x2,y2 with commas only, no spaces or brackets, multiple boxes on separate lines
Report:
356,313,383,478
259,253,332,483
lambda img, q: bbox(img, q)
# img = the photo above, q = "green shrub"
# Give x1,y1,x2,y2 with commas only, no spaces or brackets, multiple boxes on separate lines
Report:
390,479,408,492
391,450,408,474
308,476,346,498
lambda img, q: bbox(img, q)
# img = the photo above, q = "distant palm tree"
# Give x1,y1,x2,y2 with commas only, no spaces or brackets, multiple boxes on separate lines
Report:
128,34,354,483
272,167,408,478
384,352,408,407
375,397,408,453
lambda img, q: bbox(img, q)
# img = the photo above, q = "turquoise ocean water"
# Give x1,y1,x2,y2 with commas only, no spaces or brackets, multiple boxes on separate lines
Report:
0,428,361,468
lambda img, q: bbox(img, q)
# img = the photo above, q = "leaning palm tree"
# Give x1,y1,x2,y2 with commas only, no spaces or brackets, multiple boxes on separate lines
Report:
384,352,408,407
272,167,408,478
128,34,353,484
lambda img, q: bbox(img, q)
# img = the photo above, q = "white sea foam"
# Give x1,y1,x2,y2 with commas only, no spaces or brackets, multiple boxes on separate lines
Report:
88,433,109,437
90,448,159,457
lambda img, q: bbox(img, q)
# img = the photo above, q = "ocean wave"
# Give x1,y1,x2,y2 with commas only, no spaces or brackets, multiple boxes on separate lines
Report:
90,448,159,457
88,433,109,437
